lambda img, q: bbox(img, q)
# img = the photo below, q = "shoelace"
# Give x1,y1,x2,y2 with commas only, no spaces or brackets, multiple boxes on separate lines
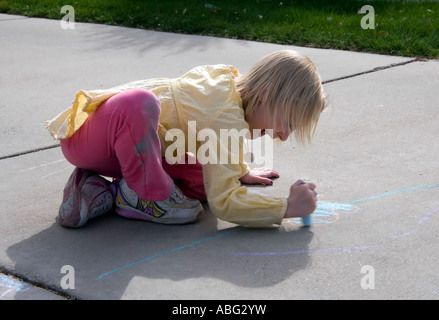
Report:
89,193,112,219
170,187,185,204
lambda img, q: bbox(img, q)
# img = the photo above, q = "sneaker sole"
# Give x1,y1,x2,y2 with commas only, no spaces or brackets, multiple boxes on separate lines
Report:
84,190,113,221
115,203,204,225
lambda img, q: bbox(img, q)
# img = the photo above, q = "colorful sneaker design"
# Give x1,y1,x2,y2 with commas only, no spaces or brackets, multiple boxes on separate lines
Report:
57,168,114,228
115,178,204,225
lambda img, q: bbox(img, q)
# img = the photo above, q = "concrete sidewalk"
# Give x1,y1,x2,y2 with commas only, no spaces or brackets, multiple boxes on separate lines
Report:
0,14,438,300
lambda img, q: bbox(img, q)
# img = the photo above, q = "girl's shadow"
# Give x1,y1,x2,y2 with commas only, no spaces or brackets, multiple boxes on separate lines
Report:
7,205,313,299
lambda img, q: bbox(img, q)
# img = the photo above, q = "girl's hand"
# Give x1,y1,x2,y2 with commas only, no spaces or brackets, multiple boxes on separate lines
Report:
284,180,318,218
239,167,280,185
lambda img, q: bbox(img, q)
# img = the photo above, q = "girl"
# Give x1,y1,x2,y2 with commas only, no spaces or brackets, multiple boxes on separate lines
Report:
46,50,327,228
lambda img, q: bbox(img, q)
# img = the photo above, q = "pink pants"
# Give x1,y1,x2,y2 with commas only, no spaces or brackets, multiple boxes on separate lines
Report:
60,88,206,202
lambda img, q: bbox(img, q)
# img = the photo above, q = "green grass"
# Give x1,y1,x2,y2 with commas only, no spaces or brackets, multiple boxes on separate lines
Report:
1,0,438,58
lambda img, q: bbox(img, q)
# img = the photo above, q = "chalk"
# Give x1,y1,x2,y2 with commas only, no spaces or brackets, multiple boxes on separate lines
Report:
294,179,316,227
302,193,319,226
302,214,312,227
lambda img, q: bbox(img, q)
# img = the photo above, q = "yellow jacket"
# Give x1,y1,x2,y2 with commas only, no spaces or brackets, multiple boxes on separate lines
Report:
46,64,287,226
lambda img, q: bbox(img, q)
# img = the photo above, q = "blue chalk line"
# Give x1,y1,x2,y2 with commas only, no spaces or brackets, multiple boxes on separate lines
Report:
347,184,439,204
0,274,29,293
96,228,238,280
96,183,439,280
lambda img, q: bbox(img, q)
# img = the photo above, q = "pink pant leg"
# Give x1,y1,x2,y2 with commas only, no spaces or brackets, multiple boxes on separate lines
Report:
60,88,174,201
162,154,207,202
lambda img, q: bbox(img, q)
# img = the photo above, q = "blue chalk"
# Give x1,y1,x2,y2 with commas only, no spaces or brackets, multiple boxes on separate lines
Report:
302,215,312,227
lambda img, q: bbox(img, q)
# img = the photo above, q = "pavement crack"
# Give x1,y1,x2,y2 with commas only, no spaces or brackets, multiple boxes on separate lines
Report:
322,57,422,85
0,144,60,161
0,58,425,161
0,267,77,300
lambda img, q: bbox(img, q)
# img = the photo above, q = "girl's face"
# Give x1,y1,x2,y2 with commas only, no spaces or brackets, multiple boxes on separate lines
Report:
246,100,294,141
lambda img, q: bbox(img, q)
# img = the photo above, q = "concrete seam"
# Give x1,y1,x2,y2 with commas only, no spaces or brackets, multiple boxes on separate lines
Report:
0,57,425,161
0,267,77,300
322,57,422,85
0,144,60,161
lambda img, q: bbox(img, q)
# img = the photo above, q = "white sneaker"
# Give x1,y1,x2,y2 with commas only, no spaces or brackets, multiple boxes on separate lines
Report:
115,178,204,225
58,168,113,228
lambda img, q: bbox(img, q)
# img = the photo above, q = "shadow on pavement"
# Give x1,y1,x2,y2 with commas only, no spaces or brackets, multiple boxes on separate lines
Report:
7,207,313,299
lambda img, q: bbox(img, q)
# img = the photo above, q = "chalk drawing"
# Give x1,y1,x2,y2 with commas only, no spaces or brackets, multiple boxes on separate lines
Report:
18,158,72,179
0,274,29,299
96,183,439,280
233,184,439,257
385,207,439,240
19,158,67,172
287,200,359,225
231,245,384,257
285,183,439,226
232,207,439,257
346,184,439,204
96,229,238,280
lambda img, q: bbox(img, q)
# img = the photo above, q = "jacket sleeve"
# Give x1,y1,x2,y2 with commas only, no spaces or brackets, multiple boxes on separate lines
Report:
200,117,287,227
202,161,287,227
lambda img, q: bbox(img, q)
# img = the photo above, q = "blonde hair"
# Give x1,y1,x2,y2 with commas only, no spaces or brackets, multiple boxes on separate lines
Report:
236,50,328,144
